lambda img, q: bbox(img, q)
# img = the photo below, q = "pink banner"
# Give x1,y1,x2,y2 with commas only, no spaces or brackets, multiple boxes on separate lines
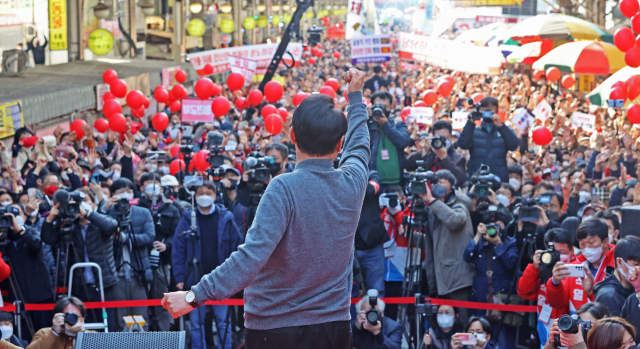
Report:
181,98,214,123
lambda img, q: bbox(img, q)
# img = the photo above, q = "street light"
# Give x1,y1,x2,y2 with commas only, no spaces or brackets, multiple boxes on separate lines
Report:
93,1,110,19
190,1,203,13
138,0,155,16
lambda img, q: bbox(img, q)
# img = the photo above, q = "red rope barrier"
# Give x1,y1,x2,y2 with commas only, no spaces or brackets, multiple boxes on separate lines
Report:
0,297,537,313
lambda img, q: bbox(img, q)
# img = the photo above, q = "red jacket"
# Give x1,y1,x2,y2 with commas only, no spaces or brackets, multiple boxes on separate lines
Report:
575,245,616,283
517,263,566,320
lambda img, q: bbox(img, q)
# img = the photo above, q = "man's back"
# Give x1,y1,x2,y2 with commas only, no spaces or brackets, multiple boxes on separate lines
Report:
190,91,371,330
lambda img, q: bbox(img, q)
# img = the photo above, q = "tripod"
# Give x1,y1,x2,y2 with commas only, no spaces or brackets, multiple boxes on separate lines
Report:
5,255,35,338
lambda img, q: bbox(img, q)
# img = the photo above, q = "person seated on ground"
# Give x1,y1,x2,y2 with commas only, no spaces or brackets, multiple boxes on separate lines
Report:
422,305,464,349
352,290,402,349
27,297,88,349
450,317,497,349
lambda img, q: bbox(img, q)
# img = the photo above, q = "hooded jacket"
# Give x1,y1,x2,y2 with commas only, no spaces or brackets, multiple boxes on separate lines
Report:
593,266,634,316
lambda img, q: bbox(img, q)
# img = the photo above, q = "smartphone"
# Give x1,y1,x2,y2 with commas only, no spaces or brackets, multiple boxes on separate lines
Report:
182,125,193,138
28,188,36,199
91,173,100,184
591,188,599,204
225,144,237,152
566,264,585,278
184,175,204,187
457,333,477,345
550,153,557,162
147,151,166,163
54,145,71,159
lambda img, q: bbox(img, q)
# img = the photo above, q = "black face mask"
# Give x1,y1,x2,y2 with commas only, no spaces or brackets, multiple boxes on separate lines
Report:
178,187,190,201
546,210,559,221
431,184,449,199
269,162,282,175
227,180,238,190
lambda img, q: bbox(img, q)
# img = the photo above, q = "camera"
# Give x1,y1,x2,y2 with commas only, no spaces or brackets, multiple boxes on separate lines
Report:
371,103,388,120
381,192,399,207
468,99,483,121
0,206,19,229
431,135,447,150
52,189,85,217
486,223,499,238
557,314,591,344
208,146,226,168
540,242,560,267
116,197,132,215
246,153,276,182
470,165,499,198
407,160,437,195
365,289,381,325
64,312,79,326
307,26,323,46
518,197,540,223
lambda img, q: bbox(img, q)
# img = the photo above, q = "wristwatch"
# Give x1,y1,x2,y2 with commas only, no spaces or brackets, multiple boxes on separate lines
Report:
185,290,199,308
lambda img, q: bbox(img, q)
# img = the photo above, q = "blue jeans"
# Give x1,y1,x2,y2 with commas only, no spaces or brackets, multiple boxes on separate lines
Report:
190,305,232,349
355,245,385,297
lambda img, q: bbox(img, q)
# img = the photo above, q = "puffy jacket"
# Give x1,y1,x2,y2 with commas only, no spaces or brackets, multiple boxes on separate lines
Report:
457,119,519,183
107,205,155,283
593,266,634,316
41,211,119,289
355,171,390,250
172,205,242,289
138,196,180,266
424,190,475,296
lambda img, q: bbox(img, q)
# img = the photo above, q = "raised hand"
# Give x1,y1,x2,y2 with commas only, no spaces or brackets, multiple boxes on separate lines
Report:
345,68,366,95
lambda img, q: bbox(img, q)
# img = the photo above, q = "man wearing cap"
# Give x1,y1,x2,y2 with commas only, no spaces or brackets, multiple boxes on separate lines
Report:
220,165,248,236
161,175,191,214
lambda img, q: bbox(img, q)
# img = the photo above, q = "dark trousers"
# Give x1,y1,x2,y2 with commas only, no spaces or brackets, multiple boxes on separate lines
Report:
245,320,352,349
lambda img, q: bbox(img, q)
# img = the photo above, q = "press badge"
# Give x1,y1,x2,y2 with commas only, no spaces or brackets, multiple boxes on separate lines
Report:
539,304,552,324
381,150,390,160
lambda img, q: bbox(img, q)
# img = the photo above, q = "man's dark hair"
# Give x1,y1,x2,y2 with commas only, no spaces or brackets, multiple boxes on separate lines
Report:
436,169,456,188
541,190,564,208
140,173,162,186
614,236,640,263
196,180,216,194
373,65,382,74
370,91,393,105
265,143,289,161
432,120,452,135
561,216,582,249
500,183,516,198
533,182,555,194
576,219,609,243
465,317,492,335
0,310,12,323
53,297,86,318
480,97,499,109
75,188,95,204
594,211,620,232
544,228,573,247
110,178,135,195
508,164,523,178
292,94,347,157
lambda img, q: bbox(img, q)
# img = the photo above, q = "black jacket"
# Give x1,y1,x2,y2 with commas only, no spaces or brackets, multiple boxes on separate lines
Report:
107,205,155,283
594,266,634,316
138,196,180,266
352,317,402,349
27,36,47,65
457,119,519,183
355,171,390,250
405,148,467,186
621,292,640,342
41,211,119,290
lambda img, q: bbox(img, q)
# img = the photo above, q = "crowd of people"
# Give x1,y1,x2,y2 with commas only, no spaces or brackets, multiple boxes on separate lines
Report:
0,36,639,349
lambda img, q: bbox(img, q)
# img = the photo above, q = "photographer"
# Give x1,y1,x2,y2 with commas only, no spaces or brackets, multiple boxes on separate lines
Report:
405,120,467,187
457,97,519,183
450,317,496,349
368,91,410,187
420,169,475,325
593,236,640,316
352,291,402,349
103,178,155,332
422,305,463,349
355,170,389,297
41,188,119,331
219,165,248,237
27,297,88,349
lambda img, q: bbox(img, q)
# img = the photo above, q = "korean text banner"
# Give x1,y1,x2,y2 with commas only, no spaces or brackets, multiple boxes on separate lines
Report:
187,42,303,75
351,35,391,64
0,101,25,139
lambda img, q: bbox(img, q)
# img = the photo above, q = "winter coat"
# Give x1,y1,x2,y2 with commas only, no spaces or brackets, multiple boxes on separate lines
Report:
368,119,411,185
138,196,181,266
621,292,640,342
593,266,634,316
355,171,390,251
107,205,155,283
351,317,402,349
457,119,519,183
424,190,475,296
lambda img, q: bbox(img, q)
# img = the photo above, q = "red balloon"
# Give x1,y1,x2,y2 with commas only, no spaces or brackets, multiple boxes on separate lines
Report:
333,51,341,59
423,90,438,106
621,0,639,18
103,92,115,101
175,70,187,84
168,91,177,104
293,93,310,106
546,67,561,82
110,79,128,98
264,81,284,103
143,98,150,109
612,81,626,91
126,90,145,109
247,89,264,107
171,84,186,100
437,80,453,96
534,70,545,81
261,104,278,118
169,100,182,113
211,97,231,117
193,150,211,171
325,78,340,92
103,99,122,118
401,107,411,122
155,88,169,104
628,103,640,123
308,57,316,65
195,78,214,100
532,126,553,146
265,114,283,134
615,28,636,52
203,64,214,75
278,107,288,121
131,106,145,118
94,118,109,133
227,72,245,91
628,75,640,100
103,69,118,84
414,101,428,108
311,48,323,58
212,83,222,97
561,75,575,89
626,46,640,68
633,13,640,33
152,112,169,131
319,86,336,99
70,119,87,139
167,144,179,158
611,87,628,101
472,92,485,104
441,75,455,86
109,113,127,132
169,159,186,175
235,97,246,110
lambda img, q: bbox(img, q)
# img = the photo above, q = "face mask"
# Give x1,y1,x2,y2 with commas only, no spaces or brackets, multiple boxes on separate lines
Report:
437,314,455,329
196,195,214,208
81,201,93,213
145,183,162,197
112,171,121,181
118,192,133,201
620,259,634,279
445,139,452,150
576,158,584,163
509,178,521,191
560,253,572,263
159,166,170,175
482,111,494,119
14,216,24,228
228,179,238,190
562,161,570,167
578,191,590,204
582,246,604,264
0,201,11,207
496,194,510,207
546,210,559,221
582,215,593,222
269,162,282,175
609,233,615,243
561,177,568,185
475,333,487,340
82,174,90,182
0,325,12,340
431,184,449,199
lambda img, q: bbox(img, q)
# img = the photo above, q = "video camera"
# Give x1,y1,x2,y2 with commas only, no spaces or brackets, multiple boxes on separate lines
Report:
246,152,276,182
406,160,437,195
556,314,591,345
0,205,19,247
470,165,500,198
365,289,381,325
53,190,85,218
467,99,493,121
307,25,323,46
517,197,540,223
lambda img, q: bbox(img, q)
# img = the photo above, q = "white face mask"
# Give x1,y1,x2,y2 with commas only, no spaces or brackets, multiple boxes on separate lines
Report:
159,166,170,175
149,164,158,172
582,215,593,222
496,194,510,207
508,178,521,191
82,174,90,182
609,233,615,243
561,177,568,185
582,245,604,264
437,314,455,329
562,161,570,167
61,171,70,181
196,195,214,208
0,201,11,207
0,325,12,340
619,259,634,279
145,183,162,197
118,192,133,201
112,171,121,181
14,215,24,228
81,201,93,213
560,253,572,263
578,191,590,204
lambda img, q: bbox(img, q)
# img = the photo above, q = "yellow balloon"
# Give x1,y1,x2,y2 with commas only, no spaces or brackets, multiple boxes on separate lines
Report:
243,17,256,30
257,15,268,27
306,11,314,19
283,13,292,23
188,18,206,36
271,15,281,25
88,29,114,55
220,18,234,33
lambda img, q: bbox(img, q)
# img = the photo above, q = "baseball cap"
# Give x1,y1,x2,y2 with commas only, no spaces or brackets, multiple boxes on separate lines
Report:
221,165,240,177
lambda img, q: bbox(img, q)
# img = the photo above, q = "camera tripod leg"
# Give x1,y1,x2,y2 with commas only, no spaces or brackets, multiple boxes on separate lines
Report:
6,262,35,337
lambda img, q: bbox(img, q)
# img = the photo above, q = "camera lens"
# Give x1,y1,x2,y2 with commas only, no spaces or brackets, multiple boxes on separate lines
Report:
540,252,553,265
431,137,443,150
486,226,497,237
65,313,79,326
557,314,579,333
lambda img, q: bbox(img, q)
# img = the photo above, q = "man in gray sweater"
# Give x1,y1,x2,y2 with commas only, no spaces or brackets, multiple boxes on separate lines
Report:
162,69,371,348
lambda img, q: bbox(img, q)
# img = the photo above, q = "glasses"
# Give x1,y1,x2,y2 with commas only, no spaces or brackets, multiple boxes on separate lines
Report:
540,203,559,211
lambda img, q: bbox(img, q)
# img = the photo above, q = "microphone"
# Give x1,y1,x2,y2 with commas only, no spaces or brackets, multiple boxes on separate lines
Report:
207,131,224,147
52,189,69,206
245,156,258,167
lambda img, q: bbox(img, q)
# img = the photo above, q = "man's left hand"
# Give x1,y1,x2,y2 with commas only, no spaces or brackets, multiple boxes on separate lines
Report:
363,320,382,336
374,115,389,125
162,291,195,319
419,183,435,203
491,112,502,127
